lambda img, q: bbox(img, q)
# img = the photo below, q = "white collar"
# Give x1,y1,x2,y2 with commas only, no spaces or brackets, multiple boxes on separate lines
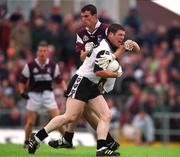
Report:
35,58,49,67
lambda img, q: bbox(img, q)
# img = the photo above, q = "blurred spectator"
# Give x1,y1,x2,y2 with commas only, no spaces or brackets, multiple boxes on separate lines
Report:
98,9,113,24
43,18,66,62
31,17,47,53
0,19,9,51
50,6,63,24
0,80,21,126
0,4,7,18
9,7,22,23
106,97,120,140
9,16,31,56
122,106,154,145
117,64,137,96
167,20,180,49
29,1,44,23
122,8,141,34
170,37,180,89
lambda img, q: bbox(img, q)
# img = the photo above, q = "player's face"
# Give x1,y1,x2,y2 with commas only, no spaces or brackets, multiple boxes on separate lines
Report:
80,11,96,28
109,30,125,48
37,46,48,63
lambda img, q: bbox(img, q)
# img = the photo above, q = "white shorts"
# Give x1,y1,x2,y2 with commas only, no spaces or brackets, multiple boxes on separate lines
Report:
26,91,58,112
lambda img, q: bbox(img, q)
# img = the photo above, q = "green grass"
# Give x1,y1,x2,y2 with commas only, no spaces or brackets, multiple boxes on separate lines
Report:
1,144,180,157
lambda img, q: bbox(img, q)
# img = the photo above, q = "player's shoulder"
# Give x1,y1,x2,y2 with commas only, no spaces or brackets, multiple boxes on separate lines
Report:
48,60,57,68
76,27,87,36
27,60,35,67
48,59,56,64
99,23,109,30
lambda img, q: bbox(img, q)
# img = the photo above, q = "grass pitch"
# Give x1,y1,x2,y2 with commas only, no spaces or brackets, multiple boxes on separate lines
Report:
1,144,180,157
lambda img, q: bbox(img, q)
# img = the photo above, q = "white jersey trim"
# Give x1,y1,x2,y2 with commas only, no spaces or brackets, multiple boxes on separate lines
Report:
22,64,30,78
54,64,60,78
76,34,84,44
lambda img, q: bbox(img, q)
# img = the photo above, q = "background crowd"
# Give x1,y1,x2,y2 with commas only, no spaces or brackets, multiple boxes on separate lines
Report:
0,3,180,142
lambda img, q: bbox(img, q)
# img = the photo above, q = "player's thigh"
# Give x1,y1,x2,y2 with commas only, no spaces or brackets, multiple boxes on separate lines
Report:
83,103,100,120
88,95,112,119
25,110,37,124
65,97,85,120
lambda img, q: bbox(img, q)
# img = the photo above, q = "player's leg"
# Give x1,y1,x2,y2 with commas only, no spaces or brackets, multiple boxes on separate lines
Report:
24,92,41,148
48,108,65,136
44,90,66,136
49,102,119,150
24,110,37,148
48,107,73,148
28,97,85,154
88,95,120,156
82,105,120,151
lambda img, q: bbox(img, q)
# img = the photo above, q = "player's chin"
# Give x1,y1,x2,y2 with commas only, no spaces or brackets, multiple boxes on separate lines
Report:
117,41,123,47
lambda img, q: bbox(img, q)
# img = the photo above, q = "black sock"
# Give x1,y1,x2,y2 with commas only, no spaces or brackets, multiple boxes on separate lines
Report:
106,133,115,143
97,139,106,149
64,131,74,143
36,128,48,141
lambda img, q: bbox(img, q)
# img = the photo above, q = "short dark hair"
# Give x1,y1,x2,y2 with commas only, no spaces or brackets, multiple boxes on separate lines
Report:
107,24,125,35
81,4,97,15
38,41,48,47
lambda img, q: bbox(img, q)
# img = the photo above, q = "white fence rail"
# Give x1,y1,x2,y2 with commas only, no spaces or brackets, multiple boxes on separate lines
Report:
153,112,180,142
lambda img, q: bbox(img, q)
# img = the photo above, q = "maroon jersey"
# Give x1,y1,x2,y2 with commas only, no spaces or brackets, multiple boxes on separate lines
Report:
75,21,108,54
19,59,62,92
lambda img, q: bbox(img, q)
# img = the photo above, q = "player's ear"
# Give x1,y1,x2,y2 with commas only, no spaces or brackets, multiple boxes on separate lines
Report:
108,32,113,38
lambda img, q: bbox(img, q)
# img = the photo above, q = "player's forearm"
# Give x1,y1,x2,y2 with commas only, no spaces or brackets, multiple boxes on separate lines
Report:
114,45,125,59
95,70,117,78
18,83,26,94
59,80,67,91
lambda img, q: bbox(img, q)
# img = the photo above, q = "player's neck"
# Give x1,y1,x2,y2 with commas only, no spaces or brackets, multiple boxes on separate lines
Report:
38,58,46,65
88,26,96,33
88,20,98,32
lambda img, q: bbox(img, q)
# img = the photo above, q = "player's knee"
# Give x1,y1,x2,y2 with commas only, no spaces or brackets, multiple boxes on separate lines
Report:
62,114,77,123
69,115,78,123
101,111,112,122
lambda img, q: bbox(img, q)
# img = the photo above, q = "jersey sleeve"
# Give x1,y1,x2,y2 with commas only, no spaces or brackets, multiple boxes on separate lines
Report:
54,64,63,83
19,64,30,84
75,33,85,53
94,50,110,72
